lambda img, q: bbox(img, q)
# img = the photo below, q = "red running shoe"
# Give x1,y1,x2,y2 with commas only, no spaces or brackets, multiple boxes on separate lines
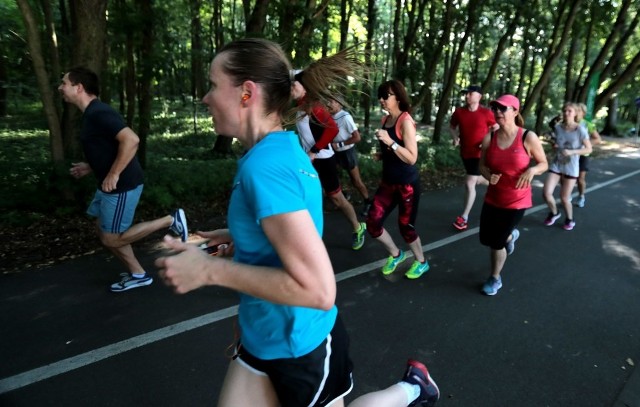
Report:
403,359,440,406
453,216,468,230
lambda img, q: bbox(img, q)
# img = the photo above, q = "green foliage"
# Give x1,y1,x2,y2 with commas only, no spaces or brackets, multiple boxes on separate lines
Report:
0,100,239,226
141,157,237,213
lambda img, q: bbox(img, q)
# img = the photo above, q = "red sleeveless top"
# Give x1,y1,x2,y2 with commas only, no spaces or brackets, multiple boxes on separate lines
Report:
484,127,532,209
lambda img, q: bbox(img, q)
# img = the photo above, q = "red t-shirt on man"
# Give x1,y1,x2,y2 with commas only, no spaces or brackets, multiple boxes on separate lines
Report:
450,106,496,159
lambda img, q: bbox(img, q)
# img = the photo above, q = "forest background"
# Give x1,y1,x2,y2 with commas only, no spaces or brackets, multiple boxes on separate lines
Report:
1,0,639,273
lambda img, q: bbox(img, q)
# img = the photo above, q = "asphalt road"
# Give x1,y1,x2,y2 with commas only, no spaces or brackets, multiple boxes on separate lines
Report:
1,148,639,407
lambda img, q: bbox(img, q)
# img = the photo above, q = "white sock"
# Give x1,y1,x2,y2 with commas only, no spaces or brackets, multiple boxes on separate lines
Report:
132,272,146,279
396,381,421,405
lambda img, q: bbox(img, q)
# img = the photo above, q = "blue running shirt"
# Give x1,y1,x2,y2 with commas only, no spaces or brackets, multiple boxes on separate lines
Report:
228,131,337,359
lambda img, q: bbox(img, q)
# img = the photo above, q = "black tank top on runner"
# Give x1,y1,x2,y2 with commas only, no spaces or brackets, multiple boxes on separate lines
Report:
380,116,418,184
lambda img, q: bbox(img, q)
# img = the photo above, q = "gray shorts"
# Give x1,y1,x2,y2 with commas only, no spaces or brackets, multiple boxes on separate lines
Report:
87,184,143,234
335,148,359,171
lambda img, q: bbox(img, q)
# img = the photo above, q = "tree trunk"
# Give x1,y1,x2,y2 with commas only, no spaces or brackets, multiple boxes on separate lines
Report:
321,7,329,58
534,83,549,135
564,26,580,102
521,0,583,117
338,0,350,50
245,0,269,35
433,0,482,144
136,0,154,168
59,0,108,161
16,0,64,165
0,56,7,116
514,27,531,99
602,96,619,137
572,1,595,101
360,0,376,133
417,0,453,124
391,0,428,81
40,0,61,116
576,0,632,102
125,29,136,127
211,0,224,53
190,0,205,99
599,12,639,83
278,0,298,56
595,49,640,113
481,0,527,92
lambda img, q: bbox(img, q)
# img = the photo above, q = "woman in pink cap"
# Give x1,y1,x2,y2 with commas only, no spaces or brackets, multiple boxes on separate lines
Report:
478,94,548,296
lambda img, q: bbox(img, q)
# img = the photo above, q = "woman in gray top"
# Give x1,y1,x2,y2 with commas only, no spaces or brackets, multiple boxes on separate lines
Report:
542,102,592,231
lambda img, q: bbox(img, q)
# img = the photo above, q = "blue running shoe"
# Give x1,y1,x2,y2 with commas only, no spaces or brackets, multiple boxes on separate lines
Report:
110,273,153,292
405,260,430,279
403,359,440,406
352,222,366,250
382,250,407,275
506,229,519,255
170,208,188,242
482,276,502,296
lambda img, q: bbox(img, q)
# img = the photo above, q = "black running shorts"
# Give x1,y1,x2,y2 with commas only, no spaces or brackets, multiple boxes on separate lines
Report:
235,315,354,407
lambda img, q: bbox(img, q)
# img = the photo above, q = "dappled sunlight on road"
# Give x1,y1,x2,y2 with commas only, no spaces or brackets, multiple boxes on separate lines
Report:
601,234,640,272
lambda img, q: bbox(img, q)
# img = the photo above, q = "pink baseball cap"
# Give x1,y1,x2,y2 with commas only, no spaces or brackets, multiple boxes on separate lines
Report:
490,94,520,111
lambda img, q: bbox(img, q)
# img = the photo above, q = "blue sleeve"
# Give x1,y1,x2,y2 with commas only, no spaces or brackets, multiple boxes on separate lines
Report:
242,155,308,221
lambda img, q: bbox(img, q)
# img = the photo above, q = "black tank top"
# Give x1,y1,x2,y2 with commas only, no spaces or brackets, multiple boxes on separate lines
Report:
380,117,418,184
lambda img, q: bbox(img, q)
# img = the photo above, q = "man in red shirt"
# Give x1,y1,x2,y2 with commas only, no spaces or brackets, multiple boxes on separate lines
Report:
450,85,499,230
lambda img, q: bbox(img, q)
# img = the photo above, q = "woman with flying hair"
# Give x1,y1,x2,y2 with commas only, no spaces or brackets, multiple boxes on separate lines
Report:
156,38,439,407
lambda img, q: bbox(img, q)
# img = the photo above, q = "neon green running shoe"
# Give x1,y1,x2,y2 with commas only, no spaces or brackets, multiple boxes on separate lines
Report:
382,250,407,275
352,222,366,250
405,260,430,279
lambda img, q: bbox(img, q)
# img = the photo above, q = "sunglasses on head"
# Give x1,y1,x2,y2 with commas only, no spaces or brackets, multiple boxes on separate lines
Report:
378,91,395,100
491,104,512,113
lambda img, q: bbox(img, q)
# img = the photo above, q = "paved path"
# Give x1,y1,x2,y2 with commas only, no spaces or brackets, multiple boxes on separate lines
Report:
1,148,639,406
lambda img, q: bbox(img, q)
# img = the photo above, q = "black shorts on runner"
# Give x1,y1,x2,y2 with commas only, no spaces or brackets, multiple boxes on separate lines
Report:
579,155,590,172
462,158,481,176
235,315,354,407
313,155,342,195
335,148,359,171
479,203,525,250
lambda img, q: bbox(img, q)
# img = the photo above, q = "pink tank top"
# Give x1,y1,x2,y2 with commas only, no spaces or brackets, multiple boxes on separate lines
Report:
484,128,532,209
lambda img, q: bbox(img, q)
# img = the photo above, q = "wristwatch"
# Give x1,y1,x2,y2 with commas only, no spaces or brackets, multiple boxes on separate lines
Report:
390,142,399,151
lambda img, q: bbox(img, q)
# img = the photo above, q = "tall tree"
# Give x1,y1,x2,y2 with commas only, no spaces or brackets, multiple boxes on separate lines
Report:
596,49,640,113
391,0,428,81
136,0,154,167
294,0,331,65
432,0,483,144
244,0,270,35
481,0,528,92
576,0,633,103
190,0,206,100
15,0,64,164
521,0,583,117
416,0,454,125
360,0,376,131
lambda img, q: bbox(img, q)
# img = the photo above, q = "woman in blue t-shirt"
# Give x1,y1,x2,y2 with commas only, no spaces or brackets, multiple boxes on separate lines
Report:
155,39,439,407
